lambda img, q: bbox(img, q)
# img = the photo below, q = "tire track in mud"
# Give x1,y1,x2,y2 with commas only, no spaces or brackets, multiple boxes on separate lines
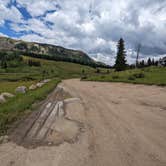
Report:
9,86,84,148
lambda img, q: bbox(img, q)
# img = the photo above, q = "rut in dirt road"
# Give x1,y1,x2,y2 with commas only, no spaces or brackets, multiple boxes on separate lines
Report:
9,86,83,148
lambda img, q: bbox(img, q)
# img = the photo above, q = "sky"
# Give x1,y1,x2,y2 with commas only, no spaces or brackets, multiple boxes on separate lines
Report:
0,0,166,65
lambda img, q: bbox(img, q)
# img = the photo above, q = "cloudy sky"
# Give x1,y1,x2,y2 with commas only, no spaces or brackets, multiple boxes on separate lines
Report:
0,0,166,64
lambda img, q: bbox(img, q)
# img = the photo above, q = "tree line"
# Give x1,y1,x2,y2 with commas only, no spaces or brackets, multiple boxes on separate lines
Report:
0,51,23,69
23,51,110,68
114,38,161,71
0,50,110,69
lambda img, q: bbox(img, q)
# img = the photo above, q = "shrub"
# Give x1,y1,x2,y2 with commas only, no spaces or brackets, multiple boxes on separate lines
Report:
101,75,105,79
28,60,41,67
82,69,85,74
107,70,110,74
133,72,145,78
81,75,87,80
112,75,119,79
96,68,100,73
128,75,135,80
15,42,27,50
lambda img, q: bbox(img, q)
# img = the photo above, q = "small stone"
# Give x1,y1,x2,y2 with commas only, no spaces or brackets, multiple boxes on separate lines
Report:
2,135,9,143
4,135,9,140
0,95,6,103
48,142,52,145
42,79,51,83
1,92,14,98
0,136,4,143
29,84,37,90
36,82,45,88
15,86,27,94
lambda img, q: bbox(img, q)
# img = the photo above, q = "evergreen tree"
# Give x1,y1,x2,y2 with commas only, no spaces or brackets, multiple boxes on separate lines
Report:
147,58,152,66
152,58,155,66
115,38,127,71
155,60,158,66
1,60,7,68
140,60,145,68
1,54,7,69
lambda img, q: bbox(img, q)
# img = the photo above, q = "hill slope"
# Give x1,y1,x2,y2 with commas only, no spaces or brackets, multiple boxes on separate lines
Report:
0,56,96,83
0,56,98,134
0,36,108,67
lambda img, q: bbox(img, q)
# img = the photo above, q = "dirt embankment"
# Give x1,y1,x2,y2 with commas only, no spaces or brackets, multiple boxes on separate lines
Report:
0,79,166,166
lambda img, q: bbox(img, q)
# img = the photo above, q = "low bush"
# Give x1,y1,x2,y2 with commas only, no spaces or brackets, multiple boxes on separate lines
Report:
133,72,145,78
100,75,106,79
128,75,135,80
112,75,119,79
81,75,87,80
95,68,100,73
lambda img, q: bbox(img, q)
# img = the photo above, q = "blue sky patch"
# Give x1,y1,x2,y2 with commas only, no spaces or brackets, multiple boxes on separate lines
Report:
0,20,22,37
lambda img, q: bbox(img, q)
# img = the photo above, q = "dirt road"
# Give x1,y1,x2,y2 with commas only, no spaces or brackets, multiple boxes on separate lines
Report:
0,79,166,166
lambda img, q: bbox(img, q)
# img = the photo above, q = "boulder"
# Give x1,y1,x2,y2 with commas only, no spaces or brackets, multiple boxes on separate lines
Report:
36,82,45,88
15,86,27,94
3,135,9,143
42,79,51,83
1,92,14,98
0,95,6,103
0,135,9,144
29,84,37,90
0,136,3,143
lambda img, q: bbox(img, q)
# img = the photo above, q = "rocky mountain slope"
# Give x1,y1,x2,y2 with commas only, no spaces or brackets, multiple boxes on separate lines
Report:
0,36,107,67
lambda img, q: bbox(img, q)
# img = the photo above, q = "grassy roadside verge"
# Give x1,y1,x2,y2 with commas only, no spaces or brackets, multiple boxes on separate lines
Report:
0,79,60,135
83,67,166,86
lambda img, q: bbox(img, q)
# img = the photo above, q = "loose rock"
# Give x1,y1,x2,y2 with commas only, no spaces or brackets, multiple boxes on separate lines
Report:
0,135,9,144
36,82,45,88
42,79,51,83
0,136,4,143
0,95,6,103
15,86,27,94
1,92,14,98
29,84,37,90
3,135,9,143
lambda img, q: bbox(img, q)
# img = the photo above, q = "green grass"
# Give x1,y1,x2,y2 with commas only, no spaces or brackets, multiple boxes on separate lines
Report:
0,79,60,135
0,55,165,135
0,56,95,81
0,81,36,94
84,67,166,86
0,56,97,135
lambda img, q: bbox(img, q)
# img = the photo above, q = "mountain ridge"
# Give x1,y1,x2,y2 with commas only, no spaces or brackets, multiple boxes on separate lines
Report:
0,36,109,68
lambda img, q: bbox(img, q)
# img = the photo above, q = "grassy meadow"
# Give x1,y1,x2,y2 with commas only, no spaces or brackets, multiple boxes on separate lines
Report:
0,55,165,135
0,56,96,134
83,66,166,86
0,56,96,100
0,79,60,134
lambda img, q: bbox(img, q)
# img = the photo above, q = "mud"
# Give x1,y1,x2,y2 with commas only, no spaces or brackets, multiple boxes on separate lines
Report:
9,86,83,148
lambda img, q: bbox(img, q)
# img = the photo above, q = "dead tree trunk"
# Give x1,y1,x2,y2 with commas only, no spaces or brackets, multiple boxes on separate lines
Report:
136,44,141,68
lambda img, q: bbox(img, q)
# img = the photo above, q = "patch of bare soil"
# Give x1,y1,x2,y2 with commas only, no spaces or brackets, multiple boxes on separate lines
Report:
8,86,83,148
0,79,166,166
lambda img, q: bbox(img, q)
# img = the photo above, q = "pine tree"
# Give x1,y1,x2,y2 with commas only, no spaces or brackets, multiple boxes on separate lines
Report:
1,54,7,69
147,58,152,66
115,38,127,71
152,58,155,66
140,60,145,68
1,60,7,68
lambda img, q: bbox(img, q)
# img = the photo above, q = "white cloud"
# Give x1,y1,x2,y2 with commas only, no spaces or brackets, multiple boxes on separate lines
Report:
16,0,59,17
0,0,166,65
0,2,23,25
81,22,96,34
